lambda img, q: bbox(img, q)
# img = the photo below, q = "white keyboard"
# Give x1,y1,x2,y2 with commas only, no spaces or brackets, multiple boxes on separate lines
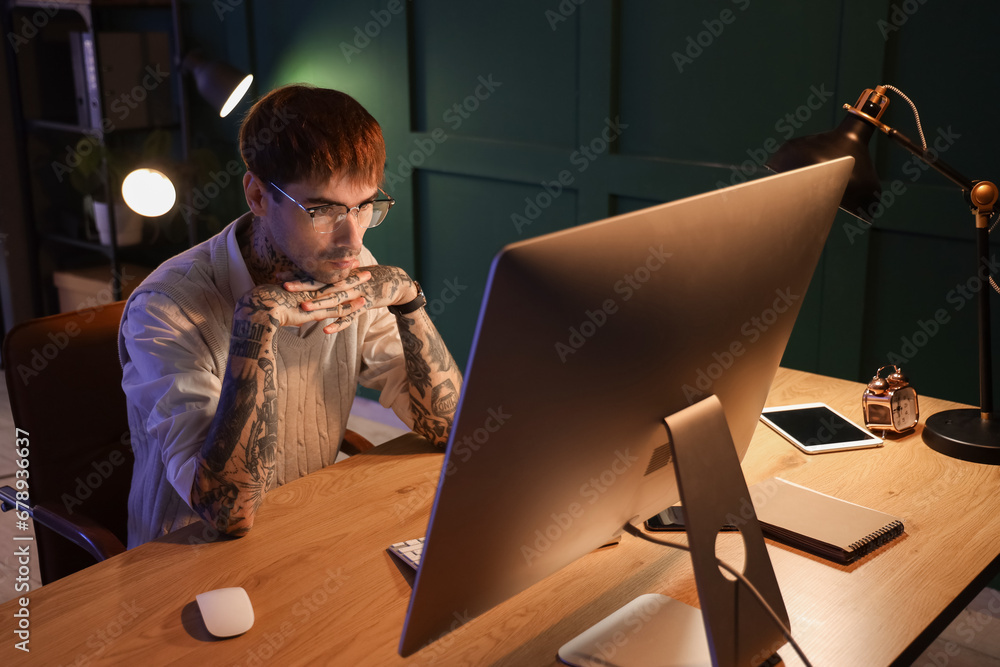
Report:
388,537,425,569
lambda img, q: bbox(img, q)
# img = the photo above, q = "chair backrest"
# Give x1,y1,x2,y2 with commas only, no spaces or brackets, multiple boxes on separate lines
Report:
3,301,132,583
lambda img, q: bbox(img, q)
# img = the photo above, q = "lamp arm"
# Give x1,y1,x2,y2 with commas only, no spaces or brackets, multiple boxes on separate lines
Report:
844,101,978,193
859,112,999,419
878,124,998,225
882,125,997,418
882,127,975,193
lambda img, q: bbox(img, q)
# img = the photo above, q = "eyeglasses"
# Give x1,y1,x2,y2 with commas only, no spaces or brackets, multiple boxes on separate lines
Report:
268,181,395,234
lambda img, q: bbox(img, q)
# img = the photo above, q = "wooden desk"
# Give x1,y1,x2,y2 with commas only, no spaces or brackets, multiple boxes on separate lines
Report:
4,368,1000,666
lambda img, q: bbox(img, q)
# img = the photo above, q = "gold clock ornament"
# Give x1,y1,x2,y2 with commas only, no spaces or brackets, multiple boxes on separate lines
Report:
863,365,919,433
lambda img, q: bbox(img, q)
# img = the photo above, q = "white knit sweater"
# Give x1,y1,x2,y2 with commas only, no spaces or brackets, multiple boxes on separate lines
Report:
118,215,410,547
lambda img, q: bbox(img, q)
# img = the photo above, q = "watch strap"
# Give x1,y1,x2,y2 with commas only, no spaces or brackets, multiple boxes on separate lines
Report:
388,281,426,315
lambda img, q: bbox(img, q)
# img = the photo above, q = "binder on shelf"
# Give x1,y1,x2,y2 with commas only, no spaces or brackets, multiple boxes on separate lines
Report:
69,31,102,130
69,31,174,131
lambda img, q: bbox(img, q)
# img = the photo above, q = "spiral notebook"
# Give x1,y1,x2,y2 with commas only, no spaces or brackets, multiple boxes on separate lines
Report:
750,477,905,564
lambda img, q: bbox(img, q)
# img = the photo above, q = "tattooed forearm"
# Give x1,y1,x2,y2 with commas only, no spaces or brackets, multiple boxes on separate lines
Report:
191,464,243,534
243,358,278,507
398,314,433,398
425,323,455,373
395,306,462,446
192,302,281,535
432,379,458,415
410,398,452,445
203,372,257,472
231,320,267,359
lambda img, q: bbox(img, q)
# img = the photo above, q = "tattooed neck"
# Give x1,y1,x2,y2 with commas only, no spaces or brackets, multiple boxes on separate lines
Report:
240,216,303,286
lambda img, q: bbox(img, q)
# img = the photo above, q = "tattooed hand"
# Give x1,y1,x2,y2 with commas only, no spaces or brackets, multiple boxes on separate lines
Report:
283,265,417,334
240,270,375,334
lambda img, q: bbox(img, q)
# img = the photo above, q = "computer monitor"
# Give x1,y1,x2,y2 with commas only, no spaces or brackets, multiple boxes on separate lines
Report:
398,157,854,656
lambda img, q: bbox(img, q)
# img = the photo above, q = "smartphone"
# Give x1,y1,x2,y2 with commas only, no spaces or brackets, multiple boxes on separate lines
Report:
760,402,883,454
644,506,738,532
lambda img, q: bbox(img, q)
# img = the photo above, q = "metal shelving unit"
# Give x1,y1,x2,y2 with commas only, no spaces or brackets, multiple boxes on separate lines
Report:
3,0,179,310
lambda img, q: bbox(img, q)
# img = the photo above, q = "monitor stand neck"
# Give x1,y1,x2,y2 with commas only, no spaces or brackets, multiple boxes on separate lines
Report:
558,395,788,667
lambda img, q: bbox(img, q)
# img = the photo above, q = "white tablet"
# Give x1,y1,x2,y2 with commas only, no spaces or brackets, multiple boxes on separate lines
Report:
760,402,883,454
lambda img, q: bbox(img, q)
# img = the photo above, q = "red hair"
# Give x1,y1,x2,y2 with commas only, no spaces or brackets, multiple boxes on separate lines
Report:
239,84,385,187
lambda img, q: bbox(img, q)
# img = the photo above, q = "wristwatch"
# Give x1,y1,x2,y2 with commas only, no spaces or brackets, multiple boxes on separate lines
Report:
388,281,426,315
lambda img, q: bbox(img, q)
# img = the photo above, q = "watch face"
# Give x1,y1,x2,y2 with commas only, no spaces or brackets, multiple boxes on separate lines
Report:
890,387,918,430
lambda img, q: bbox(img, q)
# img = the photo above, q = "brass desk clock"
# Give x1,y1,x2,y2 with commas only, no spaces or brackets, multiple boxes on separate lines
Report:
863,365,919,433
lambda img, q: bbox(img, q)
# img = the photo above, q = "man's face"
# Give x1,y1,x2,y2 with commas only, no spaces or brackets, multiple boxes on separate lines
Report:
263,173,378,285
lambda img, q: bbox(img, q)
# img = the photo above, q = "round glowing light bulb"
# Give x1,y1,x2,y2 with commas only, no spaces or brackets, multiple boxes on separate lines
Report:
122,168,176,217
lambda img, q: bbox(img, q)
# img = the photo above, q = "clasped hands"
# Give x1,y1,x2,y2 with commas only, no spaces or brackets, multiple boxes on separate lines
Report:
244,266,415,334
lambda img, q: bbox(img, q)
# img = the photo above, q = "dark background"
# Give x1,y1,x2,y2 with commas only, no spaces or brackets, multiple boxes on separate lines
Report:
2,0,998,407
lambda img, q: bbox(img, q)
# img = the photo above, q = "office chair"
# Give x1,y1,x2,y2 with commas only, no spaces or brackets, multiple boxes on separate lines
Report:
1,301,375,584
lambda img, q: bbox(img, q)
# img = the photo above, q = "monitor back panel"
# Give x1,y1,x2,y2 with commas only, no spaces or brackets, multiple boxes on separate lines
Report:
399,157,854,656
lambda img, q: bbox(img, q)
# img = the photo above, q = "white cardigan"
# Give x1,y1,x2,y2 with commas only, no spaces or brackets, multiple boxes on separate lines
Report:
118,214,411,547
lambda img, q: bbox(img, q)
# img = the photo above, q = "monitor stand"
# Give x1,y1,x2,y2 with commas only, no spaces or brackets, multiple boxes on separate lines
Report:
558,395,788,667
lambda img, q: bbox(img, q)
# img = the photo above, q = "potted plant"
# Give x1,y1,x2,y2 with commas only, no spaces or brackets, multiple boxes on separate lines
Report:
69,131,174,247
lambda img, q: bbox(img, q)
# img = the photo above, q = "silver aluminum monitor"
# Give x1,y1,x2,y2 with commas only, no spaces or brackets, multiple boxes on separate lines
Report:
398,157,854,656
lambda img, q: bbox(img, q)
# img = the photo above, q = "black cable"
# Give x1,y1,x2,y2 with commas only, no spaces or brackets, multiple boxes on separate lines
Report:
622,523,814,667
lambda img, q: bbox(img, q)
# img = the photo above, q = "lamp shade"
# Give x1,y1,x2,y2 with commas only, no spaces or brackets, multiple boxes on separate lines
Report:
183,50,253,118
122,168,176,217
766,114,882,223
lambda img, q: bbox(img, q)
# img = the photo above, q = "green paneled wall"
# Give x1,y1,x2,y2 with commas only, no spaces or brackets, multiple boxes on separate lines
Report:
204,0,998,407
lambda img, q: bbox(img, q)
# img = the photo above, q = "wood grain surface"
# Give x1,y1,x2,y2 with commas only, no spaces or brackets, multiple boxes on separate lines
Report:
3,367,998,666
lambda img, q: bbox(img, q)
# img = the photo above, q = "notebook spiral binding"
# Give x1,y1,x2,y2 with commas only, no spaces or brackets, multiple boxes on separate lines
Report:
848,519,905,559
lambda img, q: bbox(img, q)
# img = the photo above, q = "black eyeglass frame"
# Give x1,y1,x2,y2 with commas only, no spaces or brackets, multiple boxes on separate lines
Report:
268,181,395,233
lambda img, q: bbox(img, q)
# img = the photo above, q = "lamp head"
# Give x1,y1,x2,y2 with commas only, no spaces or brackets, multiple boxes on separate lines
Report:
182,50,254,118
766,87,890,223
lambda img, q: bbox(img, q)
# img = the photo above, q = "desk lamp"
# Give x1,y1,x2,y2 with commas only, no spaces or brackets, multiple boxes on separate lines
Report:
181,49,254,118
766,85,1000,464
121,167,176,217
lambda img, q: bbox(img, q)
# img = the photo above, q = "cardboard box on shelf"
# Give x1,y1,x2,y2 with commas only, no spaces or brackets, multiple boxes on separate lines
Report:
52,264,151,313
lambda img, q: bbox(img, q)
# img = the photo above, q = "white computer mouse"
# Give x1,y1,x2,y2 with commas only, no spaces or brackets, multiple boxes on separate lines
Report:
195,587,255,638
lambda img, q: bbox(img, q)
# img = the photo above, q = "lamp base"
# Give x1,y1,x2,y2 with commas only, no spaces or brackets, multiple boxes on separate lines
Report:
923,409,1000,464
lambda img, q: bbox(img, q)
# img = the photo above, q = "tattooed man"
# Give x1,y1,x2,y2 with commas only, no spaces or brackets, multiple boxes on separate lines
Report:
119,86,462,546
